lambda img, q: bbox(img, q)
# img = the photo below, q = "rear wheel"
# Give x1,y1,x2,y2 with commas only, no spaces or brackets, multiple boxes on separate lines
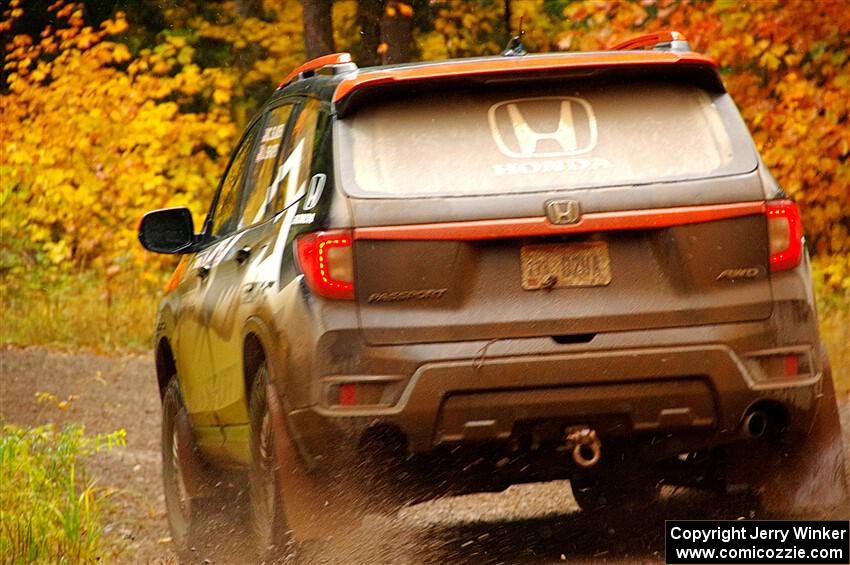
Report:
248,359,399,557
248,362,292,559
161,377,229,559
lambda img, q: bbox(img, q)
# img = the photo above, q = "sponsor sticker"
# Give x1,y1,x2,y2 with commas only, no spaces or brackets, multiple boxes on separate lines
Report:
261,123,285,143
291,212,315,225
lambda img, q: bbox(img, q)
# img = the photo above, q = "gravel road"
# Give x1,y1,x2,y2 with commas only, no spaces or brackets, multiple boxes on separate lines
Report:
1,346,847,564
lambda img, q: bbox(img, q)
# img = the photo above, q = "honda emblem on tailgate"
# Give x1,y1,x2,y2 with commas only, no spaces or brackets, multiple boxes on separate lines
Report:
546,200,581,225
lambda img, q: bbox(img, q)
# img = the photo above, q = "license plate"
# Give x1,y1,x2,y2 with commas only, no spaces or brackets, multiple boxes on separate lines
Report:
521,242,612,290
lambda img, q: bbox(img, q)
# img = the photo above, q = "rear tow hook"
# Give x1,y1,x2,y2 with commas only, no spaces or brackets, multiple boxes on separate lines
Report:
563,427,602,468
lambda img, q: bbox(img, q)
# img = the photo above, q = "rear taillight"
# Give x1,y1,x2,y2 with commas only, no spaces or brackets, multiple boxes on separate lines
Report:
295,230,354,300
766,200,803,272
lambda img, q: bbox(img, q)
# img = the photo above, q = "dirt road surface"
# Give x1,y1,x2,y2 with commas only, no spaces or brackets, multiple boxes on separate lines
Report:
2,346,848,564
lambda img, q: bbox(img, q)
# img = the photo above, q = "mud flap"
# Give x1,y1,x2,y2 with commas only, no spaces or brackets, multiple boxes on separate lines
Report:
729,364,849,518
266,384,360,541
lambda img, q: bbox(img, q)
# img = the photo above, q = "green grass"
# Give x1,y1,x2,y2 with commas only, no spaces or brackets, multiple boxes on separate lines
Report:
0,271,160,352
0,424,126,564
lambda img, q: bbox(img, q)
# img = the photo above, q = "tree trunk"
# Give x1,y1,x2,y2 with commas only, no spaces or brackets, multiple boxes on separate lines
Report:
233,0,265,127
381,7,413,64
235,0,263,19
302,0,335,59
504,0,513,44
357,0,384,66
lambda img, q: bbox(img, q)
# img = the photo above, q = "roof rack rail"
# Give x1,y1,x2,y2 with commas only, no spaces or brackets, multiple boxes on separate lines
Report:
610,31,690,53
278,52,357,89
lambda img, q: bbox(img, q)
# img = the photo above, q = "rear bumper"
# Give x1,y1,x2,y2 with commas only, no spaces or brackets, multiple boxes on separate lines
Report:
288,318,823,463
320,344,808,449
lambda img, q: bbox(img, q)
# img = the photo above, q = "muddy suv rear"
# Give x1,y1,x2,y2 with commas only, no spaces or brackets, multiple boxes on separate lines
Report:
285,50,846,519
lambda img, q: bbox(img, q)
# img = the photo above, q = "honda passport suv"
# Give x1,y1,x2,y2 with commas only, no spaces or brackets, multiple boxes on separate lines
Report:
138,31,849,559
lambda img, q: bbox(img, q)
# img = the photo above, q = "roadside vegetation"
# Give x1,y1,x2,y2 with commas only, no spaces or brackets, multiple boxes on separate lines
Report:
0,419,126,564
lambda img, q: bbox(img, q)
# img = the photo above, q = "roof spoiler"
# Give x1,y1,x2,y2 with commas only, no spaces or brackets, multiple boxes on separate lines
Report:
332,51,722,117
277,31,720,115
610,31,691,52
277,52,357,89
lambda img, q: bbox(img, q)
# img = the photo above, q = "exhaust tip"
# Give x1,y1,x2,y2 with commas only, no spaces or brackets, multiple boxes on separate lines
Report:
743,410,768,439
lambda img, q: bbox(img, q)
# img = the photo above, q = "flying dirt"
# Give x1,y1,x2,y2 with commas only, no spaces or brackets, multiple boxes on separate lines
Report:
2,346,847,564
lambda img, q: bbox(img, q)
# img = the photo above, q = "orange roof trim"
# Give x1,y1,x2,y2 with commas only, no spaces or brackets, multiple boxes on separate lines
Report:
333,50,718,103
279,52,352,88
609,31,688,51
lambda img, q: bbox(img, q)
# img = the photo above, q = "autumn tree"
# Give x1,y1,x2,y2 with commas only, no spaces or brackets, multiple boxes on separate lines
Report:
1,0,236,279
354,0,414,65
355,0,382,64
181,0,304,125
380,2,415,63
236,0,264,18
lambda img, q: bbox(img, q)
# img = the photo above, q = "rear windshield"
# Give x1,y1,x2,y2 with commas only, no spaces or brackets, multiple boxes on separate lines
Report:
335,81,756,197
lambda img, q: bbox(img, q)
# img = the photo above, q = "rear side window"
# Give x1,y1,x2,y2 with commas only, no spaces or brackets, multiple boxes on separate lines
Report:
239,103,295,228
269,98,323,215
336,81,756,197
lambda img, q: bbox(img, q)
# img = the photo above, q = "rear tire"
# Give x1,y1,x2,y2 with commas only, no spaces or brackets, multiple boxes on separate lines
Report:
248,359,393,555
161,377,231,560
248,362,292,559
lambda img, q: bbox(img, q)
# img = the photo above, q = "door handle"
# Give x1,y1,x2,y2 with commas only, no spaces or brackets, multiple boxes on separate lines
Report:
197,265,210,279
236,246,252,264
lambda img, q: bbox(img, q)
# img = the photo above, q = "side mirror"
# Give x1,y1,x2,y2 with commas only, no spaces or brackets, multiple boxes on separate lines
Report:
138,207,196,254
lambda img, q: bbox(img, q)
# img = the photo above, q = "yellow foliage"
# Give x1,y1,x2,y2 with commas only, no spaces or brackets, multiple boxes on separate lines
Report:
188,0,305,123
1,1,236,278
417,0,504,58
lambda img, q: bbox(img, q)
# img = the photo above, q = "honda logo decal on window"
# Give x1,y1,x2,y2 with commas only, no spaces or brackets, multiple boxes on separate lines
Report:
488,97,598,158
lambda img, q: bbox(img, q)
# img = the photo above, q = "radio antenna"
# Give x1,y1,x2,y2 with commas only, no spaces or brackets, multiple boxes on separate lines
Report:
502,15,527,56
